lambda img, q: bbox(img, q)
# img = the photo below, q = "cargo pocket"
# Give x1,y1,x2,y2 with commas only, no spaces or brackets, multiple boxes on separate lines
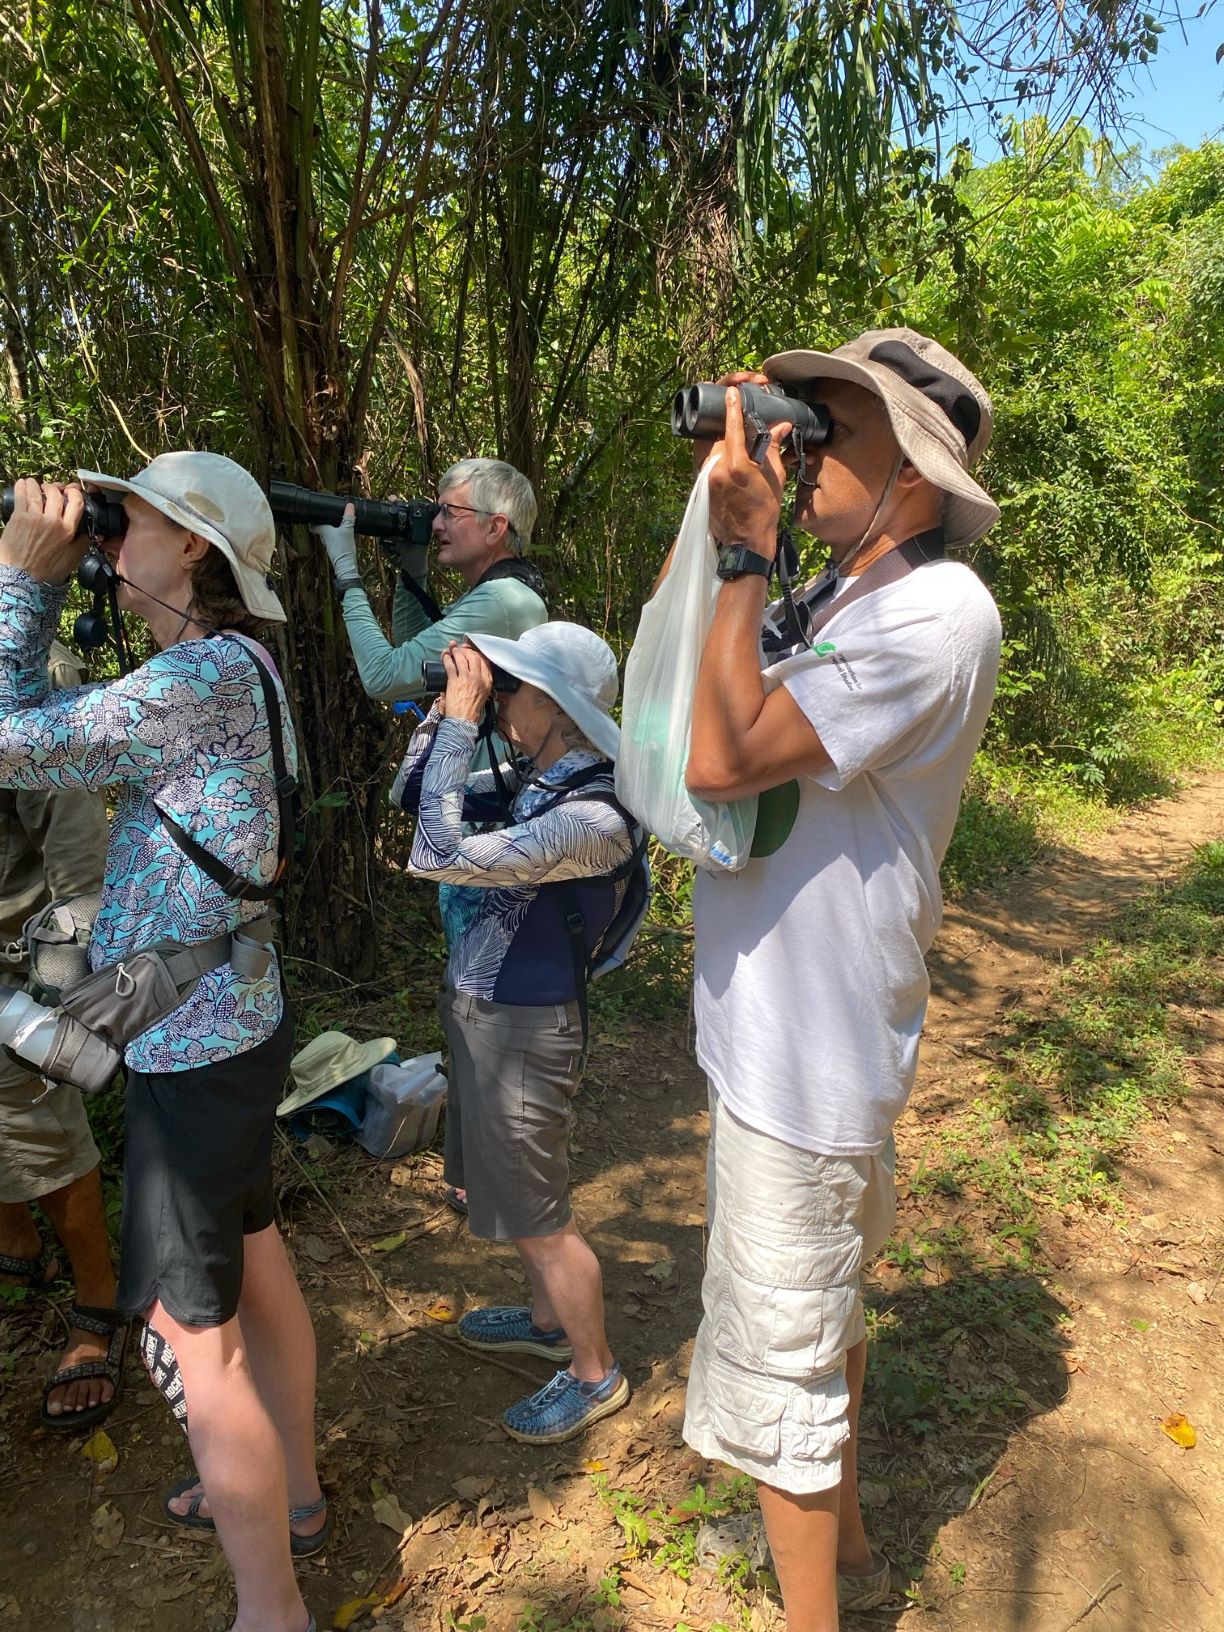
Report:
705,1355,788,1461
713,1216,862,1380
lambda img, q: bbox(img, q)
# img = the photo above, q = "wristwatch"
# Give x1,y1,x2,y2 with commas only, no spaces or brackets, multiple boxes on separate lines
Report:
716,543,774,582
333,575,364,598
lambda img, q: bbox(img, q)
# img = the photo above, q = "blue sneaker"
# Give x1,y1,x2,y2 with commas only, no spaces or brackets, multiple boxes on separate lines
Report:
457,1305,573,1363
502,1364,630,1444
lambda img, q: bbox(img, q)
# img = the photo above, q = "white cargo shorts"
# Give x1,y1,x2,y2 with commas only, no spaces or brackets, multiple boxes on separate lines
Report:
683,1090,896,1494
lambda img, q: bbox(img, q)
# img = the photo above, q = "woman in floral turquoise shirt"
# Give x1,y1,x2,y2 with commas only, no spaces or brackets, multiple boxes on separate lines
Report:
0,458,321,1632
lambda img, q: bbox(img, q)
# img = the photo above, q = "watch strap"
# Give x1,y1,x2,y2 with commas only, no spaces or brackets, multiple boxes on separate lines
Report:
334,575,364,598
716,544,774,581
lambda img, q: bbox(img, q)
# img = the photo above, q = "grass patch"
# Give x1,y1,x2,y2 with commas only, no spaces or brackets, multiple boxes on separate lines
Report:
921,840,1224,1217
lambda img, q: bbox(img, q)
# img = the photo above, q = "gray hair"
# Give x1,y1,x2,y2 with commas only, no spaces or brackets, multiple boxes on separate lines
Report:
439,458,537,552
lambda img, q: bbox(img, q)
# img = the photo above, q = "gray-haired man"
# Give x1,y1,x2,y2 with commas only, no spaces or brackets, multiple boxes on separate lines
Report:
677,330,1003,1632
317,457,547,702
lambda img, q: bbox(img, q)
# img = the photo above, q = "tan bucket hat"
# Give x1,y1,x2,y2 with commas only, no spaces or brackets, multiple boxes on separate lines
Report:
277,1031,397,1118
762,327,1000,547
78,450,287,621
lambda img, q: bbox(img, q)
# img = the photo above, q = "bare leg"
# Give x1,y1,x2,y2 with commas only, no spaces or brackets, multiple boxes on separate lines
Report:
836,1337,875,1575
166,1225,324,1544
513,1218,613,1382
757,1479,841,1632
151,1296,309,1632
2,1170,120,1418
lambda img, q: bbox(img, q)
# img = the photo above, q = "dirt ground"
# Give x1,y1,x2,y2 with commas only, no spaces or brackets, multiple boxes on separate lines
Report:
1,774,1222,1632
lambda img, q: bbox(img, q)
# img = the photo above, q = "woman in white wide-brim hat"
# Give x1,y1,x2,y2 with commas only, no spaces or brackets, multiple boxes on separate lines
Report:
390,621,642,1445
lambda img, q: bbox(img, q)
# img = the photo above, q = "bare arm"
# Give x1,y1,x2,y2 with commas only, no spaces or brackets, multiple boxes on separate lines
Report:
685,386,830,801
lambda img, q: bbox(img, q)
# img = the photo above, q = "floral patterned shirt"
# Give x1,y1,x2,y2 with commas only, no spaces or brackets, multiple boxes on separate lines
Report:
0,565,296,1072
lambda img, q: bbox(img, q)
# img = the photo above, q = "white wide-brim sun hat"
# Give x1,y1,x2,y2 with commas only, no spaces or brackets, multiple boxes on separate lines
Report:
466,622,621,762
79,450,287,622
762,327,1001,548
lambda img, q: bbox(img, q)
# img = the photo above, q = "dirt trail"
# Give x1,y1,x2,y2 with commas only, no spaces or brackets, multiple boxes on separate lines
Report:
1,775,1221,1632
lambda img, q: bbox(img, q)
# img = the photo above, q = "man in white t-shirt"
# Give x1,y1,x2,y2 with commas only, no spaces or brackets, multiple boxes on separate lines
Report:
678,330,1003,1632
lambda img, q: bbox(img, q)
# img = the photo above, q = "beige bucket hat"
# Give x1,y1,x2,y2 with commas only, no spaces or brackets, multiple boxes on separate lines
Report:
762,327,1000,547
78,450,287,621
277,1031,397,1118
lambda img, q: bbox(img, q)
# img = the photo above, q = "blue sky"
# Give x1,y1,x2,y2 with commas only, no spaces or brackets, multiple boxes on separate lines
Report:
941,9,1224,163
1119,10,1224,154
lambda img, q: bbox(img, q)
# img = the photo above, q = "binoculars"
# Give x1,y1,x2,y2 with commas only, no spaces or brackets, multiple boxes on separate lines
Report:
671,381,830,452
420,660,521,694
1,486,127,540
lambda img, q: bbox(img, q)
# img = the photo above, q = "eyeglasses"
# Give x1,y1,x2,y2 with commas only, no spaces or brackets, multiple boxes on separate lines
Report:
437,500,493,524
437,499,519,539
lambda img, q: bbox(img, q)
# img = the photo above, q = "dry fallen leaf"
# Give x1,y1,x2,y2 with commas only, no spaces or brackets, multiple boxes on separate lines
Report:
644,1257,676,1284
1161,1412,1197,1449
90,1500,124,1550
426,1298,459,1323
81,1428,118,1473
300,1233,340,1263
453,1475,494,1502
527,1486,558,1525
582,1458,605,1474
372,1493,413,1533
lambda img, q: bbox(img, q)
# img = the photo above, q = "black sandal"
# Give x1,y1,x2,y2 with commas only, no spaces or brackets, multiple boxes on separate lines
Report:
40,1304,128,1432
444,1186,469,1216
0,1245,62,1292
163,1475,330,1556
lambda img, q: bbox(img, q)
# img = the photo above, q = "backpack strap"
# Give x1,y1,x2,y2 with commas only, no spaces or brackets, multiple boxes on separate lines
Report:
763,528,946,655
531,768,647,1049
155,640,297,903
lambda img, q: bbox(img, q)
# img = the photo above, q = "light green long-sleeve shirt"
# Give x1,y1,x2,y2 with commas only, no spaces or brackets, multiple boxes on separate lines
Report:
339,575,548,702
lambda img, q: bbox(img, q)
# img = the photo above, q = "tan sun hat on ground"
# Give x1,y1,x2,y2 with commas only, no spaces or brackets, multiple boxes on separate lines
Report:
78,450,287,621
762,327,1001,547
278,1031,397,1117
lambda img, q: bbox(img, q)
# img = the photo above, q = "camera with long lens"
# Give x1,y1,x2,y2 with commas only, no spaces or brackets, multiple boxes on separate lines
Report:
0,485,127,541
269,482,439,572
420,659,521,695
671,381,830,453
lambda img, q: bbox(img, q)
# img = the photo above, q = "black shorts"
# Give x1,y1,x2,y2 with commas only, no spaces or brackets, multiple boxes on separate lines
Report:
116,1011,294,1327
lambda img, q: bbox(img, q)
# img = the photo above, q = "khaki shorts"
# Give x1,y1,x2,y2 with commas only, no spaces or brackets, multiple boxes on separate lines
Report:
0,1050,100,1205
683,1090,896,1494
439,988,585,1243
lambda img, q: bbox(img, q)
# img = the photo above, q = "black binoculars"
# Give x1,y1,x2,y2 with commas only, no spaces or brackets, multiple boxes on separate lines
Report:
671,381,830,453
1,486,127,541
420,659,521,694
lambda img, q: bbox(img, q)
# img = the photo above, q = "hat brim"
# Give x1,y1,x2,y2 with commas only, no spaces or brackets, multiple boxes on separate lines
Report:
278,1035,397,1116
464,631,621,762
79,469,288,622
759,352,1000,547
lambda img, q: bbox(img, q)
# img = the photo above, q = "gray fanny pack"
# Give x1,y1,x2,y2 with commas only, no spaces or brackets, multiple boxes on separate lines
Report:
2,896,276,1096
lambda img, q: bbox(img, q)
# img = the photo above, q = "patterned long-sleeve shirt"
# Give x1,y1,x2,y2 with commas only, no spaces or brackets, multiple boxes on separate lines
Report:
0,565,297,1072
392,711,634,1003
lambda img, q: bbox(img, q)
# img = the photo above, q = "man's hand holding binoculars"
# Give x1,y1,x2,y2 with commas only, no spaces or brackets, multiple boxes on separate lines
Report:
0,479,90,585
435,641,494,724
706,384,792,559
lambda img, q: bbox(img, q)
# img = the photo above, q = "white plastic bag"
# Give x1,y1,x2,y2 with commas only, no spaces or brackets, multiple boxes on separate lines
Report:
616,461,757,872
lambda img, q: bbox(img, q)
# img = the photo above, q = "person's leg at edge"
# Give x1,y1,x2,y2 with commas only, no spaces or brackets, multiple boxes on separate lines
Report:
165,1224,325,1546
836,1336,875,1577
513,1218,613,1382
756,1480,841,1632
1,1168,120,1418
151,1296,309,1632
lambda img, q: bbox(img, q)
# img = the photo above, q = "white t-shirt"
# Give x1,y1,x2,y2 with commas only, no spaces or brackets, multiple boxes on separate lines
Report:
693,559,1001,1156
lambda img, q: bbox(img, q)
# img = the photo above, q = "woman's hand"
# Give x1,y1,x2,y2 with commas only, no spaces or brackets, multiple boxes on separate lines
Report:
0,479,89,584
441,640,493,724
